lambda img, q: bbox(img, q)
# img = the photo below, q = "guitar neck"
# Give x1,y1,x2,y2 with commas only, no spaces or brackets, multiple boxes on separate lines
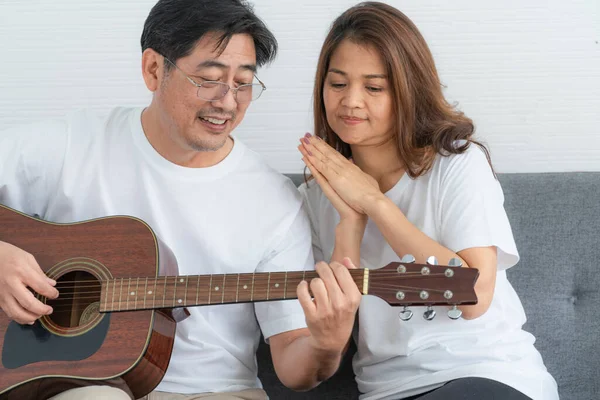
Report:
99,270,368,312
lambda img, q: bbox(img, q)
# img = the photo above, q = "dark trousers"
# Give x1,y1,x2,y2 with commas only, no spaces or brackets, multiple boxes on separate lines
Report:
403,377,532,400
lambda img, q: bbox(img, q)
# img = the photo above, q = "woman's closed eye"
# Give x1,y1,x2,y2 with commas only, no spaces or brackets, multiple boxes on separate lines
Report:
329,82,347,89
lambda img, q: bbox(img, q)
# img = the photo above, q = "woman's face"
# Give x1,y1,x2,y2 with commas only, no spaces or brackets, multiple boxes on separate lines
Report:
323,40,395,147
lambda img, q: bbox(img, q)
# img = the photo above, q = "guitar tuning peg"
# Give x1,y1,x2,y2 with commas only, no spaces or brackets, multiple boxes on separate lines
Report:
426,256,438,265
448,257,463,267
447,305,462,320
398,306,413,321
423,306,436,321
400,254,416,263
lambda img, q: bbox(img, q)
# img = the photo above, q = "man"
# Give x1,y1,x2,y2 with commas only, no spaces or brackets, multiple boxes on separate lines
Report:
0,1,361,399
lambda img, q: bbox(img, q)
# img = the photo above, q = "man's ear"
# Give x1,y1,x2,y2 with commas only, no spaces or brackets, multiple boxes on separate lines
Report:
141,48,163,92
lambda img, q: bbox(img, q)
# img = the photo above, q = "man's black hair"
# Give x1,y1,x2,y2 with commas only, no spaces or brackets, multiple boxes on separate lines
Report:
141,0,277,68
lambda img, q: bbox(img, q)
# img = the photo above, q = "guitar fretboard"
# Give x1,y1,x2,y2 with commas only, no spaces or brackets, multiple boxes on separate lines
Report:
99,270,366,312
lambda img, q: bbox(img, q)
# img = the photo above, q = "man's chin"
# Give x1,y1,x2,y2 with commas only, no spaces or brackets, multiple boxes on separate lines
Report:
188,135,230,152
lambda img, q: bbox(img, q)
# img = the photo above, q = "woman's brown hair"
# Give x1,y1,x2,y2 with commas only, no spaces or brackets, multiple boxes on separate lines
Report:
312,1,493,178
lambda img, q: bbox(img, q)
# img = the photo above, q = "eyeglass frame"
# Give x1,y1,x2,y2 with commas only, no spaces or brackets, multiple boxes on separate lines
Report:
163,57,266,103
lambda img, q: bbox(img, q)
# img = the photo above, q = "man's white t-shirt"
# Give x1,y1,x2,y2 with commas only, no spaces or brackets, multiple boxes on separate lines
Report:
299,144,559,400
0,107,314,394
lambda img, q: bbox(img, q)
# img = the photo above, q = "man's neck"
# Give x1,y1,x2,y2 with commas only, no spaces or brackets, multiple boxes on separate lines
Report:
140,106,234,168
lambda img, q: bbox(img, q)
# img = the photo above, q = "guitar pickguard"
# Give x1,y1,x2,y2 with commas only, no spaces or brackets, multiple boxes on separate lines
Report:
1,315,110,369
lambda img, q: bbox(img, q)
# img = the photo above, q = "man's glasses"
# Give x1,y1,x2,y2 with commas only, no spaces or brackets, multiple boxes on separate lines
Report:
164,57,266,104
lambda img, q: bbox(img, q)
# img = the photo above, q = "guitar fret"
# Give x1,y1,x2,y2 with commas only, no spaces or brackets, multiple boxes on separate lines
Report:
221,274,226,304
153,278,158,309
134,279,139,307
135,278,140,310
184,276,189,307
118,278,124,311
208,275,213,305
266,273,271,300
126,278,131,310
251,273,255,301
236,274,240,303
174,277,186,307
284,272,287,299
143,278,148,309
196,275,200,305
173,277,178,307
237,273,252,303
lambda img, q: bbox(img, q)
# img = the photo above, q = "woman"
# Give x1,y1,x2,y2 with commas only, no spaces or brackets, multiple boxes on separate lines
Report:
297,2,559,399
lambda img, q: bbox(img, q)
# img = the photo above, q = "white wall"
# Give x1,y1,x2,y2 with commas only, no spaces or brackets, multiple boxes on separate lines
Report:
1,0,598,173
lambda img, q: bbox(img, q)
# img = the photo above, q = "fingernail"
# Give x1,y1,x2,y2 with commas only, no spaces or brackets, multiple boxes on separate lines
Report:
303,138,311,145
304,133,312,138
47,278,56,286
307,150,313,156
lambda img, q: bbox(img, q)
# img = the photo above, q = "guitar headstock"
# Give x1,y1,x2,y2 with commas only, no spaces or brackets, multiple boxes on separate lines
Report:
368,255,479,321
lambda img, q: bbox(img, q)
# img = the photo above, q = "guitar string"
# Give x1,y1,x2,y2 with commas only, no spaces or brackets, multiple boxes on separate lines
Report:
48,268,461,286
49,271,455,288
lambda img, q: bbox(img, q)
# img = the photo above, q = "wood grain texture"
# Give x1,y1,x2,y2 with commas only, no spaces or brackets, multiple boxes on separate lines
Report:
0,204,176,399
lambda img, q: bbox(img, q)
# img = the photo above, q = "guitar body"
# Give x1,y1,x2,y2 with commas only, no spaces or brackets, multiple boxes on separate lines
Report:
0,205,179,400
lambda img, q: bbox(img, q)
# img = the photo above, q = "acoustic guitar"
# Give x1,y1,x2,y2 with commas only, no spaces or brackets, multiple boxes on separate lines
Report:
0,204,478,399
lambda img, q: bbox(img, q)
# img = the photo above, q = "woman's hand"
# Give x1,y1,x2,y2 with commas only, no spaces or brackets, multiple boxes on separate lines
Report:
298,133,381,214
298,137,366,224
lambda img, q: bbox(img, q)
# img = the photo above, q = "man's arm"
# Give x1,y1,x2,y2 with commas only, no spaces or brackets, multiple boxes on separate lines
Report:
268,258,360,391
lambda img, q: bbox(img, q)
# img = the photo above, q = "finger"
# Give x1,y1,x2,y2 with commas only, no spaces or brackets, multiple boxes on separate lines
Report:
25,255,59,299
315,261,344,301
303,157,343,201
306,134,349,168
303,156,332,192
309,277,329,309
300,137,342,176
2,296,41,325
342,257,357,269
14,284,53,316
297,280,316,317
331,259,362,297
304,157,357,216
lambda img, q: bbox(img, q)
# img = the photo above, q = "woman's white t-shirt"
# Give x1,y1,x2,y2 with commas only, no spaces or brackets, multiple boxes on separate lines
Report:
299,144,559,400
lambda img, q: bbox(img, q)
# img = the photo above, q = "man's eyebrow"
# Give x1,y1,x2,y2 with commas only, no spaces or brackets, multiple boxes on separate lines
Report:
196,60,257,73
328,68,387,79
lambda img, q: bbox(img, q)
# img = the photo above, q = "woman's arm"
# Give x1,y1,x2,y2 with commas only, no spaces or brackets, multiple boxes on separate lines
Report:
363,194,496,319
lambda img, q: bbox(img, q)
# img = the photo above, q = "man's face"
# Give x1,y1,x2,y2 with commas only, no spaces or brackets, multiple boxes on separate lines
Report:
155,33,257,152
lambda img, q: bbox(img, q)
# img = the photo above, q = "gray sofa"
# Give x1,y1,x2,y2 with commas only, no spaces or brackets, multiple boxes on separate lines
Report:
257,172,600,400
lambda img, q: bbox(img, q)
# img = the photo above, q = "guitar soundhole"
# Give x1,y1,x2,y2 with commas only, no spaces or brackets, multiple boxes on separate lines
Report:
43,270,104,335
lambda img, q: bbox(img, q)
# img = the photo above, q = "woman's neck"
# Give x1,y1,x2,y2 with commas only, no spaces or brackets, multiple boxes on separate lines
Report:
351,138,405,193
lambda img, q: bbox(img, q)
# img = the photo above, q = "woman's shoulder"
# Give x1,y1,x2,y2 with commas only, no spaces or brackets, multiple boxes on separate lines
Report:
431,140,496,182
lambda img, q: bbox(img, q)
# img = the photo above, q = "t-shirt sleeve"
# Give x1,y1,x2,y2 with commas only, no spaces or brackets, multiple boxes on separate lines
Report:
254,193,315,341
438,146,519,271
297,181,326,263
0,118,69,218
